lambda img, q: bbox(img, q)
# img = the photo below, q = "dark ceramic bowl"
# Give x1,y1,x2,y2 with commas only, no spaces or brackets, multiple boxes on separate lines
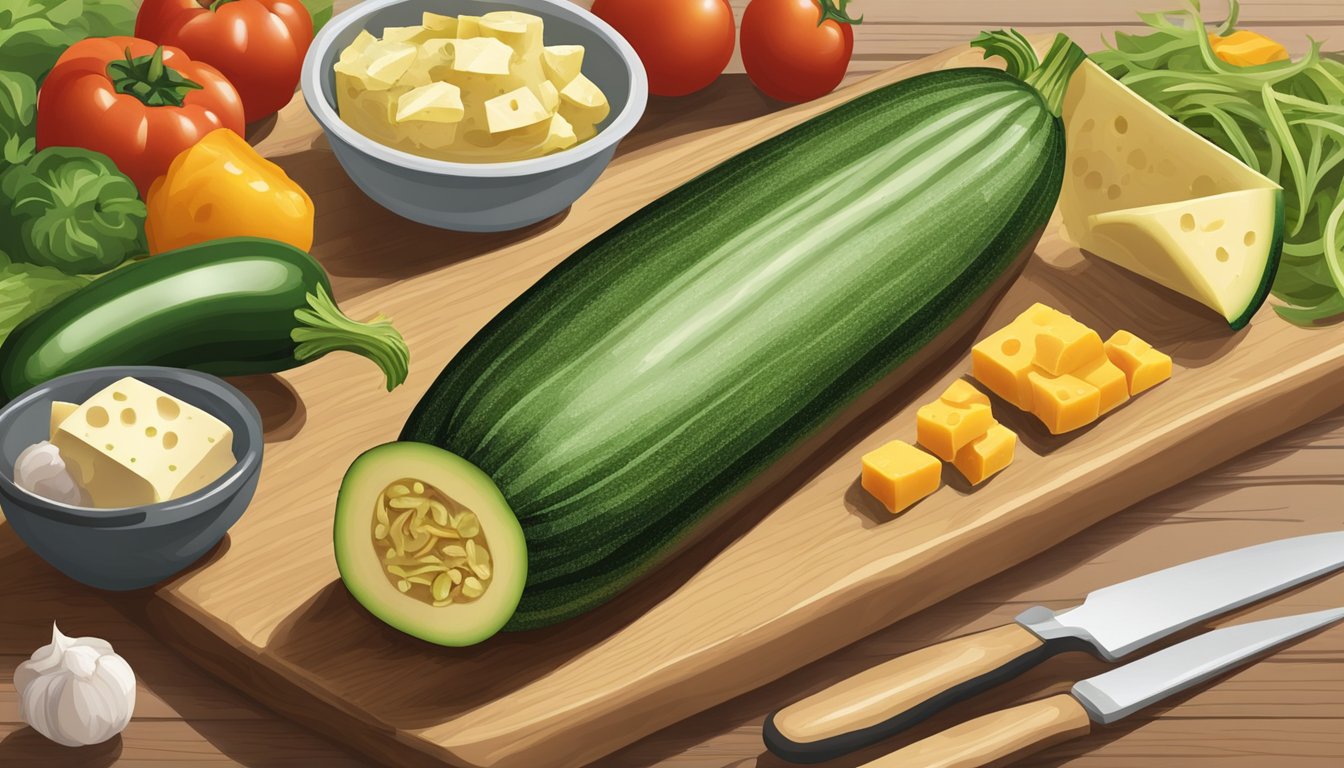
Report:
0,367,263,590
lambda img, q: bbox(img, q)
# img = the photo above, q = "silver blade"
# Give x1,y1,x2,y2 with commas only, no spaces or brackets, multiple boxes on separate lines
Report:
1072,607,1344,724
1015,531,1344,660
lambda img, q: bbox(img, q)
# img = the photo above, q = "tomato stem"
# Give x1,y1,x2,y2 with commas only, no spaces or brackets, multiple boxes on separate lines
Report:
816,0,863,27
206,0,237,9
107,46,203,108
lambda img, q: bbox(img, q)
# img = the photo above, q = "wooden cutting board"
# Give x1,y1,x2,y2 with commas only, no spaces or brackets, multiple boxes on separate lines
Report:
127,39,1344,768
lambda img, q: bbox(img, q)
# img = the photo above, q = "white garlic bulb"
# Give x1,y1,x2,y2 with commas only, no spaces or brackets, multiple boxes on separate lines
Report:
14,624,136,746
14,441,90,507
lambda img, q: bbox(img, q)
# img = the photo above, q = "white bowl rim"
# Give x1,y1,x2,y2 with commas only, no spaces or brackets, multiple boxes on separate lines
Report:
301,0,649,178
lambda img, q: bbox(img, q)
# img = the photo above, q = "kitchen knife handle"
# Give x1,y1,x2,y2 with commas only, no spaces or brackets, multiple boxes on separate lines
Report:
764,623,1056,763
860,694,1092,768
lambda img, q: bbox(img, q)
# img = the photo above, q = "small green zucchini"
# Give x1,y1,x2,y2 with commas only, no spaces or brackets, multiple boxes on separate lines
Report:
0,237,409,400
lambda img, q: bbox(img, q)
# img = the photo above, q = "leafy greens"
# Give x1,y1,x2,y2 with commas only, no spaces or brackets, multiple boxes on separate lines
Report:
1092,0,1344,324
0,0,139,85
0,147,146,275
0,262,88,343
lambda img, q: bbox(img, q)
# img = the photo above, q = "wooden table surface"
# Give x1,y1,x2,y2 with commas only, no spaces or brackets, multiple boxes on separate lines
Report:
3,1,1343,766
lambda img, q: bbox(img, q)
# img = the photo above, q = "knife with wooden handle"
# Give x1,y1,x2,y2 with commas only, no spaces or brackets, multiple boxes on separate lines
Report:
763,531,1344,763
860,608,1344,768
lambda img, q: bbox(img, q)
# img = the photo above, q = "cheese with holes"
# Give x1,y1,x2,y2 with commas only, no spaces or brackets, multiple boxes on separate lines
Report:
973,303,1096,410
1060,60,1281,328
1028,305,1103,376
334,11,607,162
861,441,941,514
1028,371,1100,435
485,86,549,133
50,378,235,509
1105,330,1172,394
917,380,994,462
953,422,1016,486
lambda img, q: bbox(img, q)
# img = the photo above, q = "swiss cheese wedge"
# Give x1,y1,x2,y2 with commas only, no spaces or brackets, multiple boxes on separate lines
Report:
1060,60,1282,329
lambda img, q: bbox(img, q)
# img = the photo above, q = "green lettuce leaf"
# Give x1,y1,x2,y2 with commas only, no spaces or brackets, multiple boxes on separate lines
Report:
0,70,37,168
0,262,89,344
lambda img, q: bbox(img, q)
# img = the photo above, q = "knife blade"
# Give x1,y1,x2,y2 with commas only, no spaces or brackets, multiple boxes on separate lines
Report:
764,531,1344,763
865,607,1344,768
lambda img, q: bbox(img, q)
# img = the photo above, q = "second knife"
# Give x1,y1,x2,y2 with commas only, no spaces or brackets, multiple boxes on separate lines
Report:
764,530,1344,763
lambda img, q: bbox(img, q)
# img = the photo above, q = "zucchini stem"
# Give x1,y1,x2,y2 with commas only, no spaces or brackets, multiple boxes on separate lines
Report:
292,284,411,391
972,30,1087,117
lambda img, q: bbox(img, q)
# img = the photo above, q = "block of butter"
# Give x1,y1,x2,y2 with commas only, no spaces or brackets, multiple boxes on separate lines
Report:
51,377,236,509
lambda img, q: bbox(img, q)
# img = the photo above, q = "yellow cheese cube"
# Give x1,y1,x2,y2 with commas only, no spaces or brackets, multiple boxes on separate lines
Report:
542,44,584,86
1105,330,1172,395
535,112,577,155
1028,371,1101,435
51,378,236,508
560,72,610,125
396,81,464,124
537,80,560,112
861,441,941,514
448,37,513,75
480,11,543,55
484,86,550,134
50,401,78,439
422,11,458,33
456,14,482,38
953,422,1016,486
971,321,1037,410
361,40,418,87
939,379,990,407
1074,355,1130,415
917,381,994,462
381,25,425,43
1027,306,1103,376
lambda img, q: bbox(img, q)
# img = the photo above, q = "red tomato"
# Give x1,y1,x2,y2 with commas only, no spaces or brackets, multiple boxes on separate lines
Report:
136,0,313,123
741,0,859,103
591,0,735,97
36,36,245,196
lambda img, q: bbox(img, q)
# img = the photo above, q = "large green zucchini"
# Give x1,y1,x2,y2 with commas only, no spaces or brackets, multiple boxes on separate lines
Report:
357,36,1084,637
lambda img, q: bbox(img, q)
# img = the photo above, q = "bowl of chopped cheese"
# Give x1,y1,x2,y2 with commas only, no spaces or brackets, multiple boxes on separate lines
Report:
301,0,648,232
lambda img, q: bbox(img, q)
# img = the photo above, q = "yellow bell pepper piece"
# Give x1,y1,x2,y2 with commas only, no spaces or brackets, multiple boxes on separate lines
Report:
1208,30,1289,68
145,129,315,254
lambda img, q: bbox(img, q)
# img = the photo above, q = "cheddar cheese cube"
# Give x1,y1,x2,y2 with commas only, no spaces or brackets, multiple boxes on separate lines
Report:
1074,356,1130,415
953,422,1017,485
861,441,941,514
1105,331,1172,395
1027,371,1101,435
917,380,994,462
971,323,1038,410
1027,306,1103,376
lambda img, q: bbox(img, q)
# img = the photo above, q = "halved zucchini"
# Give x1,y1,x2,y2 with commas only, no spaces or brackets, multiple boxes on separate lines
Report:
333,442,526,646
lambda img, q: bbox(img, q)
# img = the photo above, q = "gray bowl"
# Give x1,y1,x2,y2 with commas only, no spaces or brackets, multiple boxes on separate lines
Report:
0,367,263,590
301,0,648,232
